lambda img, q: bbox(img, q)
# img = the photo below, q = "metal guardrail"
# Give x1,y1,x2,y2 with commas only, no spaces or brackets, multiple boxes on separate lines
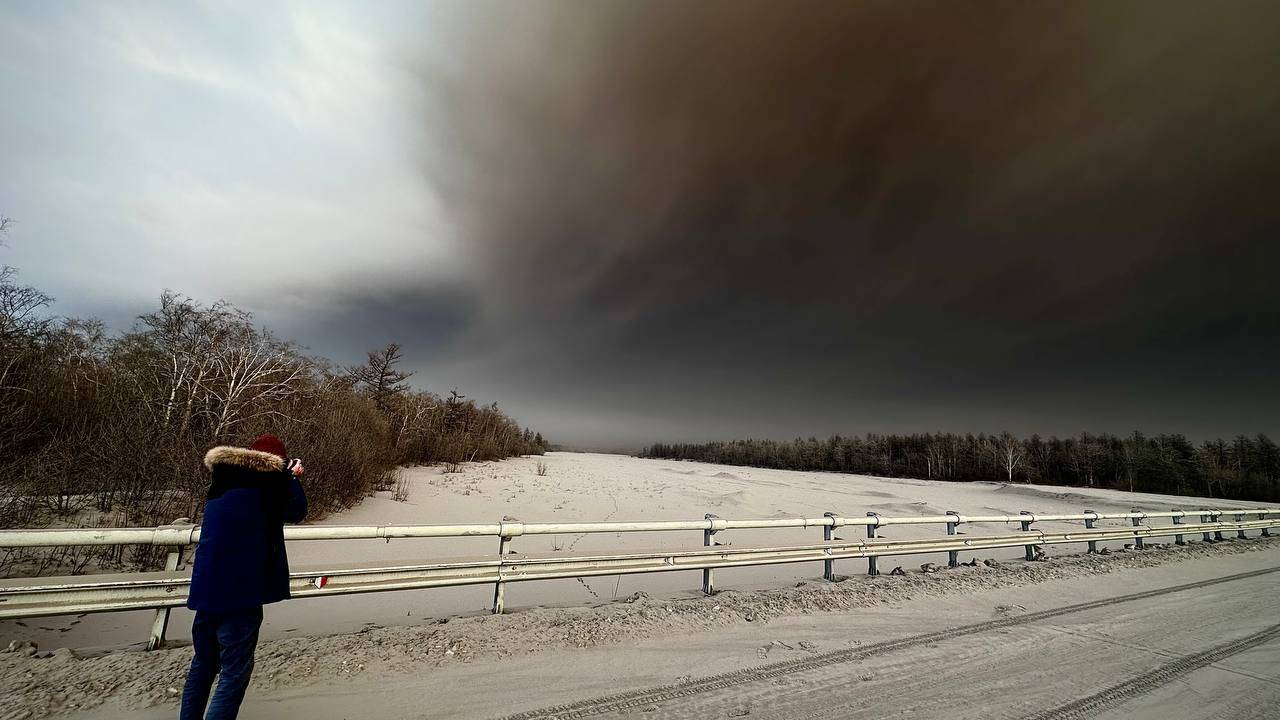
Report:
1,507,1277,649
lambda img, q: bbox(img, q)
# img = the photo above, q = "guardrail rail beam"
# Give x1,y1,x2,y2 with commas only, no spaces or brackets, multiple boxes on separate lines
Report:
4,506,1279,647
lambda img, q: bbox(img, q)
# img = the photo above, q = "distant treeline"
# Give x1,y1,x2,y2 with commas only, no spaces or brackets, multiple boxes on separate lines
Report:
642,432,1280,503
1,250,545,568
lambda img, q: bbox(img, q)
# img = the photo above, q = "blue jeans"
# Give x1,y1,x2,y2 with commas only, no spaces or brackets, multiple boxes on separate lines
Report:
180,607,263,720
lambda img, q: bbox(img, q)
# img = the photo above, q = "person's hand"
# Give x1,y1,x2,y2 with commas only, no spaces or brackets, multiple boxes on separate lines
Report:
289,458,305,477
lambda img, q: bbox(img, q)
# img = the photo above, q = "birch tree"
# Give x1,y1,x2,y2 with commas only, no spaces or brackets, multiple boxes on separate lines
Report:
996,432,1027,482
203,324,306,440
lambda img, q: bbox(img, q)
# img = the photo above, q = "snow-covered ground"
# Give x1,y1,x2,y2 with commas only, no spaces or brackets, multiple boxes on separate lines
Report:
2,451,1274,652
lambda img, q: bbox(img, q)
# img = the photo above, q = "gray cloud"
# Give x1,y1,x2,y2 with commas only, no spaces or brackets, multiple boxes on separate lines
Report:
1,2,458,323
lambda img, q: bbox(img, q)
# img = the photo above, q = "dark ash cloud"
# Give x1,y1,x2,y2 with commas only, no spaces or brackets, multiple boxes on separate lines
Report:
393,1,1280,448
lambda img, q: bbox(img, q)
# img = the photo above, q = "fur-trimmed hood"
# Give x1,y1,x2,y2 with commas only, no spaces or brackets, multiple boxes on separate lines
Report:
204,446,286,473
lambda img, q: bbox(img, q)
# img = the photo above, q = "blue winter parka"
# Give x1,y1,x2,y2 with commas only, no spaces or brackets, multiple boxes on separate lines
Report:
187,446,307,613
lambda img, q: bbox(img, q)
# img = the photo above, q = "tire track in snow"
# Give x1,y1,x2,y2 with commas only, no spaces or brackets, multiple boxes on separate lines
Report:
1024,623,1280,720
496,565,1280,720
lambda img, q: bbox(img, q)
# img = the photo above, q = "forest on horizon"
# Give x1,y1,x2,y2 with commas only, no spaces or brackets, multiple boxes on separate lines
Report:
643,431,1280,503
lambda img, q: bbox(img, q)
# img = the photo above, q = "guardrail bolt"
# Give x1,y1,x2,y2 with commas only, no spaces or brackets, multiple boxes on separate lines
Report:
1172,511,1185,545
865,512,879,576
1084,510,1097,554
703,513,718,595
1261,513,1271,538
1131,508,1144,550
945,511,959,568
1019,511,1035,561
823,512,839,581
1237,513,1247,539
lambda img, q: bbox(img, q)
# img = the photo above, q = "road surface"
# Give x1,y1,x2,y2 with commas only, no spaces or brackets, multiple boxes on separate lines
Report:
72,546,1280,720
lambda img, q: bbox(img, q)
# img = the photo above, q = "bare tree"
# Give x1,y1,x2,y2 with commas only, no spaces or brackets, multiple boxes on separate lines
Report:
1066,434,1103,487
203,328,305,440
995,432,1027,482
394,392,437,450
0,267,53,338
0,261,56,478
925,437,947,479
132,292,228,431
348,343,412,414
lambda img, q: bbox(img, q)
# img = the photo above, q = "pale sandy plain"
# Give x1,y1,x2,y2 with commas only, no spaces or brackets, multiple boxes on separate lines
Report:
3,451,1275,651
4,452,1280,719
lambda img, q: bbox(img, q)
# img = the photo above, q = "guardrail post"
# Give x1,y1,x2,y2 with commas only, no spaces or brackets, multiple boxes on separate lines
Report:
146,546,183,650
1172,511,1185,546
1236,512,1247,539
945,511,960,568
703,513,718,595
1200,511,1212,542
1130,508,1144,549
1019,511,1035,560
146,520,192,651
492,531,514,614
1262,513,1271,538
865,512,879,576
823,512,838,581
1084,510,1097,554
1213,511,1224,541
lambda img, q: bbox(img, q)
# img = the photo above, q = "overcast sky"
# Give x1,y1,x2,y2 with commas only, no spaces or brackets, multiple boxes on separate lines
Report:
3,1,1279,450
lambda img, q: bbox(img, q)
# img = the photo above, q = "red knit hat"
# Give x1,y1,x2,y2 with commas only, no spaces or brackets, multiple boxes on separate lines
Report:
250,434,288,459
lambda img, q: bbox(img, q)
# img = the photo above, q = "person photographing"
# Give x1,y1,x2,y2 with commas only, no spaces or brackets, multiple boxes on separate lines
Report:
180,435,307,720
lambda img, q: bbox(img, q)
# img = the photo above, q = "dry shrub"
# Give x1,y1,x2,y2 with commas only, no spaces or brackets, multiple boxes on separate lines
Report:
392,473,411,502
0,265,547,576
